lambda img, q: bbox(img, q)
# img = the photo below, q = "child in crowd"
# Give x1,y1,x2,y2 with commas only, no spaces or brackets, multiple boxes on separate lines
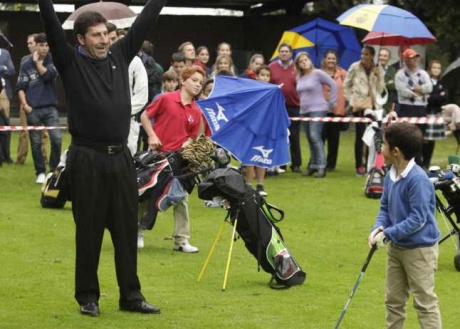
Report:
151,70,179,103
161,70,179,93
243,65,273,196
199,78,214,100
368,122,441,328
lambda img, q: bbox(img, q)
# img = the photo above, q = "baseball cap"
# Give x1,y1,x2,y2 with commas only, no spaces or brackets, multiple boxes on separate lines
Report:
402,48,420,59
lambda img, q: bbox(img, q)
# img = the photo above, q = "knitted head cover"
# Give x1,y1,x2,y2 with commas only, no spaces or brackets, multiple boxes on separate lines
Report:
181,135,216,172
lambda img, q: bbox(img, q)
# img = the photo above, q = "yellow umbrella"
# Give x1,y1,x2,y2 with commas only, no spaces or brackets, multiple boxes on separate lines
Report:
270,31,314,61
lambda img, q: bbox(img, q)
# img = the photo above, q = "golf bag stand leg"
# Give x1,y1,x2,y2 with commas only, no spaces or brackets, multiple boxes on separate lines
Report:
197,220,227,283
222,217,238,291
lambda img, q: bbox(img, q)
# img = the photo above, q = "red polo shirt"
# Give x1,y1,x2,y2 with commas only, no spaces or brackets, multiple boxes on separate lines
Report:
145,90,201,152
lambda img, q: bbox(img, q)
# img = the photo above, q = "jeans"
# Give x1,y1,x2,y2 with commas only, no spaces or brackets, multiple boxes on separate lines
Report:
26,106,62,175
286,106,302,167
302,111,326,170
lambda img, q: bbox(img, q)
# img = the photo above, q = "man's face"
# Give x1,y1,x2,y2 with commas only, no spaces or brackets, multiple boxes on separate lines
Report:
183,44,195,61
172,61,186,75
27,37,36,54
278,47,292,62
181,72,204,97
404,56,419,70
108,31,118,45
378,50,391,66
77,23,109,60
36,42,50,58
382,137,395,164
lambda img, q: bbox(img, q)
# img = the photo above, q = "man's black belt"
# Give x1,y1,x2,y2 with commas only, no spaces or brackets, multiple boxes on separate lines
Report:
73,143,124,155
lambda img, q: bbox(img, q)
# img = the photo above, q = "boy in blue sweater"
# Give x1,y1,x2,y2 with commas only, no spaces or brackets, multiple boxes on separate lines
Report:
369,122,441,328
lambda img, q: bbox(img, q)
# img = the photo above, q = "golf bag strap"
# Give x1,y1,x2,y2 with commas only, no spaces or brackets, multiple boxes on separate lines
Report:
262,203,284,223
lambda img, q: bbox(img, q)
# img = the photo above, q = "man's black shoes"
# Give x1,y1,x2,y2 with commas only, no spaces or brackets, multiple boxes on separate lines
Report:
80,302,100,317
120,300,161,314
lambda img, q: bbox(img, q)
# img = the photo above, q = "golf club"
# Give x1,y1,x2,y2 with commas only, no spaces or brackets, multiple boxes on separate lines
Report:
334,246,376,329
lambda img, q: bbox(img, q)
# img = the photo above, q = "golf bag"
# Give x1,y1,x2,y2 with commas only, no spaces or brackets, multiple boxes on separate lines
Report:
198,168,306,289
363,121,386,199
135,135,218,230
135,150,189,230
430,165,460,271
41,151,69,208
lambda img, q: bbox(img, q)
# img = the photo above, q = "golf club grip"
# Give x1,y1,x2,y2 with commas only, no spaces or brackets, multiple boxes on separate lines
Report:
361,246,376,273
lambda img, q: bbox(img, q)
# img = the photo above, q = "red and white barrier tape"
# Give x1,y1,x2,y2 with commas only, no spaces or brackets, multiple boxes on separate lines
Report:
0,116,443,131
290,117,444,124
0,125,67,132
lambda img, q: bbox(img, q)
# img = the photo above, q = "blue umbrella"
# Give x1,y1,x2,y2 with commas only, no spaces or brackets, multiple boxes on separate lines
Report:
197,76,290,168
271,18,361,70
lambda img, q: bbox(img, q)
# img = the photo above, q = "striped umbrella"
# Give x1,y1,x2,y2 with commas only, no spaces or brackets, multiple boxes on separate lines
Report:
337,4,434,40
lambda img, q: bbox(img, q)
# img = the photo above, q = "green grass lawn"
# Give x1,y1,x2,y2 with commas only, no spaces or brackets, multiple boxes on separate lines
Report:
0,130,459,329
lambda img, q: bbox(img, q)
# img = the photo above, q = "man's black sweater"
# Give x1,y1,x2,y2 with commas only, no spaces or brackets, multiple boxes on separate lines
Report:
38,0,166,146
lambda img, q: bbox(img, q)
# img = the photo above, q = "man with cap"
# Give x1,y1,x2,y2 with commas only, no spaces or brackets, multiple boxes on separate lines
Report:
395,48,432,165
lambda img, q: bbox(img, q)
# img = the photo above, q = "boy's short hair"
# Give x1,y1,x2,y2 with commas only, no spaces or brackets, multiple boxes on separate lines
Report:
171,52,186,64
106,22,117,34
181,66,206,81
255,64,270,76
34,33,47,44
162,70,178,82
384,122,423,160
74,11,107,39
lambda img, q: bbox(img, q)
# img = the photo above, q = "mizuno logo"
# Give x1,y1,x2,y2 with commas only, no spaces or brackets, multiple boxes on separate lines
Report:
205,102,229,131
215,102,228,123
253,146,273,158
251,146,273,165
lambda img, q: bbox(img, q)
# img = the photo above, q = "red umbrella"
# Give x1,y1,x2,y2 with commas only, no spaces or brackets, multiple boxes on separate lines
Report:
62,1,137,30
362,31,436,46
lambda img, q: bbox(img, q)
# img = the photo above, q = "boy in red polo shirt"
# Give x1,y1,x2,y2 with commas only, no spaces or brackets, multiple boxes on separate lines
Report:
140,66,205,252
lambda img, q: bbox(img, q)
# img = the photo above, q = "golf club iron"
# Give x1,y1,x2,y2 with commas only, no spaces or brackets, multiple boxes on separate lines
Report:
334,246,376,329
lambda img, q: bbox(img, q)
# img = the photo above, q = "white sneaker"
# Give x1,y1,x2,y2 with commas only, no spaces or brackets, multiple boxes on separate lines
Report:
173,242,199,253
276,167,286,174
36,173,46,184
137,231,144,249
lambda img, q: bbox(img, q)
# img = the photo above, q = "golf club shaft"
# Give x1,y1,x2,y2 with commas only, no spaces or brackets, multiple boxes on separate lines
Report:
334,246,376,329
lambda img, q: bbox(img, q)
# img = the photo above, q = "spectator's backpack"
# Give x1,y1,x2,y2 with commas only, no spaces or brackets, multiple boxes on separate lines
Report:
138,51,164,99
198,168,307,289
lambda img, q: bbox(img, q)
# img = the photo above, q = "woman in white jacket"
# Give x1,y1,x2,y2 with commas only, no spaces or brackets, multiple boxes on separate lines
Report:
344,45,384,176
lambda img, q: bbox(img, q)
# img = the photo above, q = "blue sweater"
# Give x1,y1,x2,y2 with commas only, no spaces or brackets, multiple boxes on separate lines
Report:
15,53,57,108
372,162,440,248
